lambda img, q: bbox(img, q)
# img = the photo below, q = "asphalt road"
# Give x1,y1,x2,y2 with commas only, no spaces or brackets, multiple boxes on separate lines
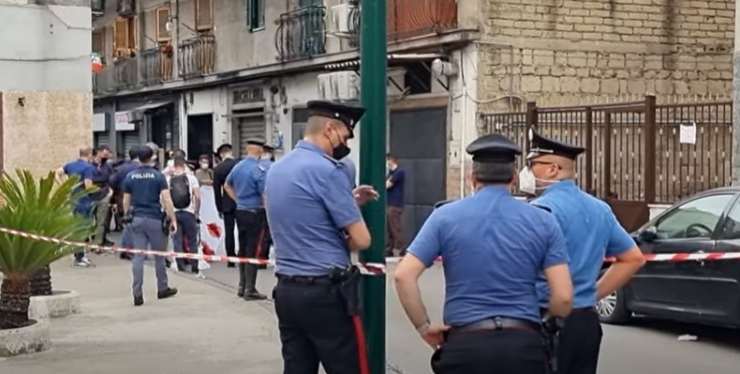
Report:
192,260,740,374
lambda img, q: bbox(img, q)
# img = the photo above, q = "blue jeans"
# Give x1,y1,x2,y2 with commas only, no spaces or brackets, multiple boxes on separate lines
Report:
130,216,169,298
172,211,198,271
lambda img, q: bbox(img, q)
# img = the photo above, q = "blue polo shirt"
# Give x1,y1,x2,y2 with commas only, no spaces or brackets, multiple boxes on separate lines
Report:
533,180,636,309
63,159,95,215
409,186,568,326
265,141,362,277
122,165,168,219
226,157,266,210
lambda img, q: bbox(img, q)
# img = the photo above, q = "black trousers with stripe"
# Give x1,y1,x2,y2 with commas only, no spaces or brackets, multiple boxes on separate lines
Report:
273,279,360,374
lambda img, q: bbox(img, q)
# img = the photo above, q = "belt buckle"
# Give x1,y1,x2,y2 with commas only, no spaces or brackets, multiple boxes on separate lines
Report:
493,317,504,331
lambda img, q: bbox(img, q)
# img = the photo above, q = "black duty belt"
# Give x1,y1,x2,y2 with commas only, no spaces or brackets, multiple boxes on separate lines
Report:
276,274,332,285
450,317,540,335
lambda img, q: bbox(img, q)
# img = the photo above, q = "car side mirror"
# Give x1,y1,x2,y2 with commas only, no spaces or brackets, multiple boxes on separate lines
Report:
638,227,658,243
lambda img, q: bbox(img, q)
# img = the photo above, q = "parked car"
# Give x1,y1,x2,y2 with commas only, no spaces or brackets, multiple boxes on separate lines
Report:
598,187,740,328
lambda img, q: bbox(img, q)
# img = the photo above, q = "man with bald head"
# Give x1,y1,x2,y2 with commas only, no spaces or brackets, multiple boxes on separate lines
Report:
520,129,645,374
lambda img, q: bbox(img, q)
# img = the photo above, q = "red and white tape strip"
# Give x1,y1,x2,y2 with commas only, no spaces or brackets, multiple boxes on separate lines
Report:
0,226,386,276
606,252,740,263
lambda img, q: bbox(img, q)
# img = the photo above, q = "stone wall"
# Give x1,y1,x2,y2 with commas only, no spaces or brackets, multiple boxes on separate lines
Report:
2,91,92,176
479,0,735,111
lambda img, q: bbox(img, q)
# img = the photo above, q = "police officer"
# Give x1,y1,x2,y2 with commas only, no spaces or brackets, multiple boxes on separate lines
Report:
122,146,179,306
264,100,378,373
256,144,276,266
213,144,238,267
224,137,268,300
521,129,646,374
394,134,574,374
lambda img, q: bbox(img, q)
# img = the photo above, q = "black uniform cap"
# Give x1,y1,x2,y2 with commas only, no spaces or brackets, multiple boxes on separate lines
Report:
527,128,585,160
246,137,266,147
262,143,275,152
307,100,366,139
466,134,522,163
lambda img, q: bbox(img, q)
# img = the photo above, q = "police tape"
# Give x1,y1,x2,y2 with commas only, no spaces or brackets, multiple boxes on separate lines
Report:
605,252,740,263
0,226,387,276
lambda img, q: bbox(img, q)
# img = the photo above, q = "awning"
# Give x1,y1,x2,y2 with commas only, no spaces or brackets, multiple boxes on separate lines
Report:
115,101,173,131
324,53,444,70
132,100,173,114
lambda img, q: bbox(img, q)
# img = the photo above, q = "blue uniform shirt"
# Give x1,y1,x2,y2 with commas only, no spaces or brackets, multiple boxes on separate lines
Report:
122,165,168,219
265,141,362,277
409,186,568,326
533,180,636,309
63,159,95,215
226,157,266,210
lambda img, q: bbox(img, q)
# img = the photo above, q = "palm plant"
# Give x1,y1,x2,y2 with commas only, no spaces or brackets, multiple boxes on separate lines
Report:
0,170,90,329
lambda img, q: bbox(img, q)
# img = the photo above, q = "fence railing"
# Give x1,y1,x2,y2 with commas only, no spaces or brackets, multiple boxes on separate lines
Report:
113,56,138,91
141,46,174,86
479,96,733,204
387,0,458,40
275,5,326,62
178,34,216,79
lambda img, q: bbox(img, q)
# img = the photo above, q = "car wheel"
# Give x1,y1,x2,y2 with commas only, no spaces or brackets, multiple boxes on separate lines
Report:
597,288,631,324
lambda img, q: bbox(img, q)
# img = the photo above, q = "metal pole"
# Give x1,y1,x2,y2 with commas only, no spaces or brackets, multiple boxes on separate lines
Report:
360,0,386,373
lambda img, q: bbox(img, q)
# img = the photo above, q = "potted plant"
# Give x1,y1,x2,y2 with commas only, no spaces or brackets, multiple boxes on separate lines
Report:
0,170,90,355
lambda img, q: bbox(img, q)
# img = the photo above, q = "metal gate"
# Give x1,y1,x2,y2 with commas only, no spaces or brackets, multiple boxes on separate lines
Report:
480,96,733,231
235,117,265,156
390,107,447,245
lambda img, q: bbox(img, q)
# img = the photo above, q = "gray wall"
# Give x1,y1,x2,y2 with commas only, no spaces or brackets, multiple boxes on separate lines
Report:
0,1,91,91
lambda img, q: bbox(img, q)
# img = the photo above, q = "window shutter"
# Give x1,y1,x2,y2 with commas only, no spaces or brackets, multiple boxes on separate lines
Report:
92,31,104,54
156,7,171,41
114,17,130,52
196,0,213,31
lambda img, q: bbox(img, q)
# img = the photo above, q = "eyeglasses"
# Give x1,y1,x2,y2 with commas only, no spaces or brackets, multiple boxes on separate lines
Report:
527,160,560,169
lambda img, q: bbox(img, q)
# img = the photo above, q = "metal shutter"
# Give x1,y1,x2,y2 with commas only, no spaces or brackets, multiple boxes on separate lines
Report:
95,132,111,148
121,131,141,157
237,117,265,156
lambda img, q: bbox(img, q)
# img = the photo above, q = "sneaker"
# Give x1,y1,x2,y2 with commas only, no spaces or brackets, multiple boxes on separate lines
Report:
244,291,267,301
227,263,235,268
81,257,93,265
133,295,144,306
73,259,90,268
157,287,178,300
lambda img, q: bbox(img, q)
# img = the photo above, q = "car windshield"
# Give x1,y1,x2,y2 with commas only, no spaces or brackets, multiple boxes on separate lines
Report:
655,194,733,239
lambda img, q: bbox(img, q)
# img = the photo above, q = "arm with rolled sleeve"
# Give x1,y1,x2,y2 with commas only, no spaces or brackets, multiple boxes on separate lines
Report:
542,215,573,317
597,212,646,300
406,211,443,268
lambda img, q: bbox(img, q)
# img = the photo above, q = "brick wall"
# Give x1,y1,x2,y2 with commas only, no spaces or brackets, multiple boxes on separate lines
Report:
479,0,735,111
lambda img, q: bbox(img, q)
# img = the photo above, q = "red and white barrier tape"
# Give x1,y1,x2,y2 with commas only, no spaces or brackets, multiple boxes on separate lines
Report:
0,226,386,276
606,252,740,263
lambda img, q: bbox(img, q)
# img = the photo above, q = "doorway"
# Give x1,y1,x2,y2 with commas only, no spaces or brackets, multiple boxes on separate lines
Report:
188,114,214,161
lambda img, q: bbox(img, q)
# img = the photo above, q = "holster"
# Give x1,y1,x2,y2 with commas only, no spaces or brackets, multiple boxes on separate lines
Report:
541,316,564,373
329,266,362,316
161,215,171,235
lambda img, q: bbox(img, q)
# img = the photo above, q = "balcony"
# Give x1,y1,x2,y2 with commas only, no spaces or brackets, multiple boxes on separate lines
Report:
142,46,174,86
114,56,139,91
387,0,458,40
276,6,326,62
178,34,216,79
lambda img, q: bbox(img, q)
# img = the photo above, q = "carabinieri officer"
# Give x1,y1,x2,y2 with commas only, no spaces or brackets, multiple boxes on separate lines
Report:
225,137,268,301
394,134,574,374
521,129,645,374
264,100,378,374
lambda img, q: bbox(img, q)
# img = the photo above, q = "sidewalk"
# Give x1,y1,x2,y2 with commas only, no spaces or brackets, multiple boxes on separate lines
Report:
0,254,283,374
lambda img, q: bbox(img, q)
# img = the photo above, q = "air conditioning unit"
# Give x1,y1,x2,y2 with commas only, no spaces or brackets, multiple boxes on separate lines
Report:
330,4,359,36
317,71,360,101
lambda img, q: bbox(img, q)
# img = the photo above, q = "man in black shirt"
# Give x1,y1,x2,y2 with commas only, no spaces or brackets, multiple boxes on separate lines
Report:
92,145,115,247
213,144,238,267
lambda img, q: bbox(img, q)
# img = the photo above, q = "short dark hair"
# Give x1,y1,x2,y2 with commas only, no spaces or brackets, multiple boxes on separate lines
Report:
171,149,187,159
174,156,187,168
97,144,112,153
199,154,211,162
138,146,154,163
472,162,515,184
128,146,140,160
216,144,232,155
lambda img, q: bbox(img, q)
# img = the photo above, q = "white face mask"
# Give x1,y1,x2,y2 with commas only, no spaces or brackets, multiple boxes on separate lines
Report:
518,167,557,196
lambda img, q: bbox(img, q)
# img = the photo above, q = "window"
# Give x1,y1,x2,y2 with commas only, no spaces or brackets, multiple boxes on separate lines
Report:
113,17,137,57
196,0,214,31
247,0,265,31
92,30,105,55
719,198,740,239
156,7,171,41
655,194,733,239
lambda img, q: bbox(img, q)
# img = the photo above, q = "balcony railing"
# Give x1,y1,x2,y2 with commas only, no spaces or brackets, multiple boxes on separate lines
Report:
142,46,174,86
114,56,138,91
387,0,458,40
178,34,216,79
276,6,326,62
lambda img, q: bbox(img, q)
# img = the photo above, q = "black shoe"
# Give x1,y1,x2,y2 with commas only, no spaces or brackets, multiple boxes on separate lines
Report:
237,287,245,297
227,263,235,268
157,287,178,300
103,239,115,247
120,253,132,260
133,296,144,306
244,291,267,301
